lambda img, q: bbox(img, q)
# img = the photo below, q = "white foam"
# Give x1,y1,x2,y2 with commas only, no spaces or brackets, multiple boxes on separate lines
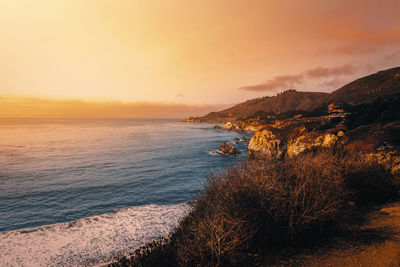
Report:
0,204,189,267
208,150,242,156
208,150,223,156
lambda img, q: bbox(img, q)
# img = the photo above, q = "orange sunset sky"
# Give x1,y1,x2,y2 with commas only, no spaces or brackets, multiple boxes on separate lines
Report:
0,0,399,118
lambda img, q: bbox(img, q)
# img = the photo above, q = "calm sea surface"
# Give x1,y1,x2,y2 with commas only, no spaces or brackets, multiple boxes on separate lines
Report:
0,118,248,266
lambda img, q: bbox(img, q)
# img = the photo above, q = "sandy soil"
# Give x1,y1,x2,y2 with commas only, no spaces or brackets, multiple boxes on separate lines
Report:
281,202,400,266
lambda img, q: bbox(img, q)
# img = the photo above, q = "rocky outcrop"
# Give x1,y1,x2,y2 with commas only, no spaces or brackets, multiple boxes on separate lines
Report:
367,148,400,175
241,124,263,133
221,122,235,130
180,117,200,122
237,121,264,133
286,131,347,157
286,134,324,157
322,133,339,147
213,121,261,133
248,129,286,159
219,142,240,155
221,122,242,131
250,129,348,159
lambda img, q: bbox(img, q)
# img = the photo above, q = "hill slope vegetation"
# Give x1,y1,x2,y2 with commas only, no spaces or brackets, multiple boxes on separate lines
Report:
193,66,400,122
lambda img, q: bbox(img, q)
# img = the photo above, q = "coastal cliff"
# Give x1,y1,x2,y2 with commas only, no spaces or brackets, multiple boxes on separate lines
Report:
185,67,400,124
194,67,400,170
111,67,400,266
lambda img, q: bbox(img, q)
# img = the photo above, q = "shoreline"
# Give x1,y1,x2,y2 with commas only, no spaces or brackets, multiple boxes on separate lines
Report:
0,204,189,267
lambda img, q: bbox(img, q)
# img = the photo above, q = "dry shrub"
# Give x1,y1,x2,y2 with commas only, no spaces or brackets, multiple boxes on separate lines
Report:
174,149,396,266
110,148,397,267
344,140,376,153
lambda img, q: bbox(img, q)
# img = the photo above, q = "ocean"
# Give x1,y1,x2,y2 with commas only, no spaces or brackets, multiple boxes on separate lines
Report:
0,118,249,266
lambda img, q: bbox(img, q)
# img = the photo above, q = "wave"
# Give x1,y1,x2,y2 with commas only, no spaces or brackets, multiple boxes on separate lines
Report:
208,150,223,156
208,150,246,156
0,204,189,267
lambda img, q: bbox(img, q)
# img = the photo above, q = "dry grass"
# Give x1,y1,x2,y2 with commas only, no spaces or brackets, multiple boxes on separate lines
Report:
109,148,398,267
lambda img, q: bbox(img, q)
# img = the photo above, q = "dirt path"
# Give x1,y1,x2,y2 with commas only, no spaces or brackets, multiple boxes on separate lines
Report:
285,202,400,266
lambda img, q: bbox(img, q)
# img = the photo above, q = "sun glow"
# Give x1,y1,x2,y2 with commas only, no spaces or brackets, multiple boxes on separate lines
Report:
0,97,227,118
0,0,399,116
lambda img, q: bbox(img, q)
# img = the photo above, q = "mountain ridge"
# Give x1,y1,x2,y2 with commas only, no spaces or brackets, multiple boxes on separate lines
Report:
326,66,400,105
188,66,400,122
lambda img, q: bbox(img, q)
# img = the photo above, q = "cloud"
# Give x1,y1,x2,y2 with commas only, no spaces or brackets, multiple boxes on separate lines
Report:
381,49,400,61
323,79,344,88
320,26,400,56
335,26,400,45
176,94,184,98
240,64,356,92
329,44,377,55
239,74,303,92
305,64,355,79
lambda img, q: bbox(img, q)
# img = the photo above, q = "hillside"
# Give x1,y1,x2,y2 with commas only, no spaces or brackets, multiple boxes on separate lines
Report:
197,90,327,122
111,66,400,267
187,67,400,123
326,66,400,105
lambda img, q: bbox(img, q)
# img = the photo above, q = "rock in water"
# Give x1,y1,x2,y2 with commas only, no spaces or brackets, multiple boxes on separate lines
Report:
219,142,240,155
248,129,286,159
222,122,235,130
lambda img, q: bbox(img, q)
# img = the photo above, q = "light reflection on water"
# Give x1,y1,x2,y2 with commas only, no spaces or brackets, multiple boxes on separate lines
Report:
0,118,249,232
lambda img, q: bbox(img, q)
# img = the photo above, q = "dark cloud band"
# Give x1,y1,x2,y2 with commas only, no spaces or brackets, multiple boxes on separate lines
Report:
239,64,356,92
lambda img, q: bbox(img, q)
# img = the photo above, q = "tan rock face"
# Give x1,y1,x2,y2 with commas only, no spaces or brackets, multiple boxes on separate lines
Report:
221,122,235,130
221,122,242,131
252,130,348,159
248,130,286,159
236,120,264,133
322,134,339,147
325,131,348,147
242,124,263,133
367,150,400,175
287,135,324,157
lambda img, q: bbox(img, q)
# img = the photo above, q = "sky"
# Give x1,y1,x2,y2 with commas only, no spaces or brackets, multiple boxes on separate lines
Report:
0,0,399,117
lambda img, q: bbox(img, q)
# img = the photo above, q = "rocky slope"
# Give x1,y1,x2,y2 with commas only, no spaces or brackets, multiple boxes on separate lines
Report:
111,66,400,267
244,93,400,174
209,93,400,174
193,67,400,171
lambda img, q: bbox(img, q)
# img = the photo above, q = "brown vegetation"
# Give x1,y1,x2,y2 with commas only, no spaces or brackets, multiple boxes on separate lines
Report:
198,90,328,122
327,66,400,105
109,148,398,266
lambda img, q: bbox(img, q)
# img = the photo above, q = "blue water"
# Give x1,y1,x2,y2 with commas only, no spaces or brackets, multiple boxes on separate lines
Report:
0,118,249,232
